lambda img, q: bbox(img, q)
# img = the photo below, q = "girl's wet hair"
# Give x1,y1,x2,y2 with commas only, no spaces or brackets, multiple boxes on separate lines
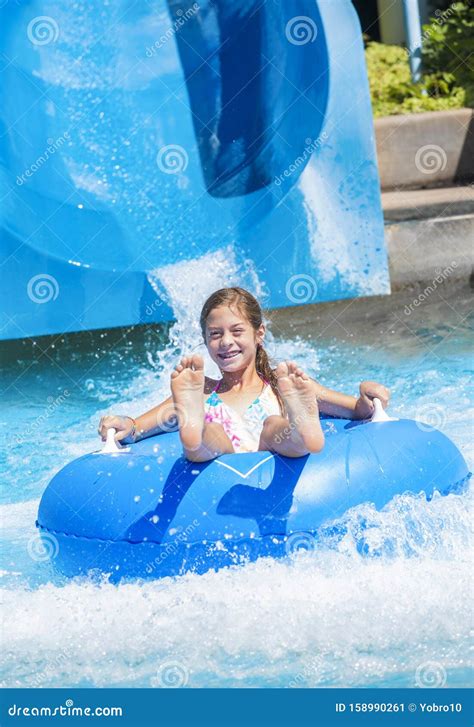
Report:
199,287,284,415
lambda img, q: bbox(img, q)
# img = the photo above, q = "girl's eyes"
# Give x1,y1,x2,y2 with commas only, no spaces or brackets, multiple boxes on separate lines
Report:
209,330,244,337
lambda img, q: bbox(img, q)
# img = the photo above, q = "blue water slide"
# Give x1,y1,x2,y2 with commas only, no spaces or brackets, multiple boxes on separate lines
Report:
0,0,389,340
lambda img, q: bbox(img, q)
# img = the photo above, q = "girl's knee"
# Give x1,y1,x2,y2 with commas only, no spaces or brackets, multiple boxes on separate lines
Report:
262,415,286,430
184,448,216,463
204,421,234,454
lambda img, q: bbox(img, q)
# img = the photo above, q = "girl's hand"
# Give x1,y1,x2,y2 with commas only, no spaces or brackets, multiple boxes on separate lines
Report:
98,415,135,442
355,381,390,418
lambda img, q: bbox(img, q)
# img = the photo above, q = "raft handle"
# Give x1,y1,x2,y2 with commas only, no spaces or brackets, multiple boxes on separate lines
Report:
98,428,130,454
370,397,398,423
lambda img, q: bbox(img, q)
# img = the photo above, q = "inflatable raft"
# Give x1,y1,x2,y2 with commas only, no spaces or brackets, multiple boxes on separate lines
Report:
37,402,470,581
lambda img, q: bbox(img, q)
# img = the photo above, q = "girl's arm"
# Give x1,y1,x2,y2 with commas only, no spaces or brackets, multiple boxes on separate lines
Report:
98,396,178,443
310,379,390,420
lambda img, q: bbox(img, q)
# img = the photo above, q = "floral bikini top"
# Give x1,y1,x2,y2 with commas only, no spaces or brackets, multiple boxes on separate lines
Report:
204,375,281,454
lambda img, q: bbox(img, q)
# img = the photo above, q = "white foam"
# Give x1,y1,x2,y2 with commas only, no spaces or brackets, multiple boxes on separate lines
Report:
299,164,386,296
0,488,471,688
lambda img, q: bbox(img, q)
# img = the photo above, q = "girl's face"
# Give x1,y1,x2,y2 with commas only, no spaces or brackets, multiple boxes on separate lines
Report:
205,305,264,373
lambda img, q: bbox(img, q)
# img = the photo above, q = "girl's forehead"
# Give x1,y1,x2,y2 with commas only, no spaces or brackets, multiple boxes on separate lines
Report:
206,305,247,327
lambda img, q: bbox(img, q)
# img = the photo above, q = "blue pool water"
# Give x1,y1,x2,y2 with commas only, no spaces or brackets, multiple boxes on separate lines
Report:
1,278,472,689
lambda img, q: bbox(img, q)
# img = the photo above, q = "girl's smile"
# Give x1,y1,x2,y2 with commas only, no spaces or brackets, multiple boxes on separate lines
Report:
217,350,242,361
205,305,264,371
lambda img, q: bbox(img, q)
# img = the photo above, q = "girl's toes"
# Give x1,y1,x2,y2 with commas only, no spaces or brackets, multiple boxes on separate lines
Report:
275,361,289,378
191,354,204,370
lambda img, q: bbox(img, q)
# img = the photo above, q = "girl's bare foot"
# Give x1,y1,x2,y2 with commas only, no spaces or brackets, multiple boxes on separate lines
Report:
170,354,205,452
275,361,324,453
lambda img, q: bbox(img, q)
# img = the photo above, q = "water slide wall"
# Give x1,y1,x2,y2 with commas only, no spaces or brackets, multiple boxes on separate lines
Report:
0,0,389,341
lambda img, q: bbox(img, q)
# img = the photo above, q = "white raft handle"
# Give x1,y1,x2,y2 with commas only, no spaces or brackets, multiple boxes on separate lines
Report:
370,397,398,422
99,427,129,454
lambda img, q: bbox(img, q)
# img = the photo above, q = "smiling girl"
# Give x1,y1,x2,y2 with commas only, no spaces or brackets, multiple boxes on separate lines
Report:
98,287,390,461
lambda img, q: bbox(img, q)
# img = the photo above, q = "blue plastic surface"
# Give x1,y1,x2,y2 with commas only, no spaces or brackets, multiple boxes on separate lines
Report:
1,0,389,340
37,416,470,581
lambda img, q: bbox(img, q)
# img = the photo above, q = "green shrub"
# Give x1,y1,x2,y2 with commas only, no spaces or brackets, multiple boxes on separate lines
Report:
422,1,474,107
365,1,472,117
365,42,465,117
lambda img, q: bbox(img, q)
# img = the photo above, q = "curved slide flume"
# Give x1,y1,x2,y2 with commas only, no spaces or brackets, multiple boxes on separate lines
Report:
0,0,388,340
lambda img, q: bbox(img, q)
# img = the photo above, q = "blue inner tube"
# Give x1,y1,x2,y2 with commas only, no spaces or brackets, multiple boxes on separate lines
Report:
37,416,470,581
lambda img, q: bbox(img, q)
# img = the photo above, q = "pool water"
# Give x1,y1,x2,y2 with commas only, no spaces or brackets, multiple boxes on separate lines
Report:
1,278,472,689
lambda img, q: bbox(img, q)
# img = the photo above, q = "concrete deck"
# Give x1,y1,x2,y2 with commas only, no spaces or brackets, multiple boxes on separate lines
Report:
375,109,474,289
269,279,472,350
382,185,474,221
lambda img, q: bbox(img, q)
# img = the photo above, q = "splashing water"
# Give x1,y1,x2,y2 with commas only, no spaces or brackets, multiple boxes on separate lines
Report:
0,273,472,688
146,244,267,376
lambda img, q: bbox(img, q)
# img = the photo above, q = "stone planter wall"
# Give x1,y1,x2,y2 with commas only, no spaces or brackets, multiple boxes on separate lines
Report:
374,109,474,190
